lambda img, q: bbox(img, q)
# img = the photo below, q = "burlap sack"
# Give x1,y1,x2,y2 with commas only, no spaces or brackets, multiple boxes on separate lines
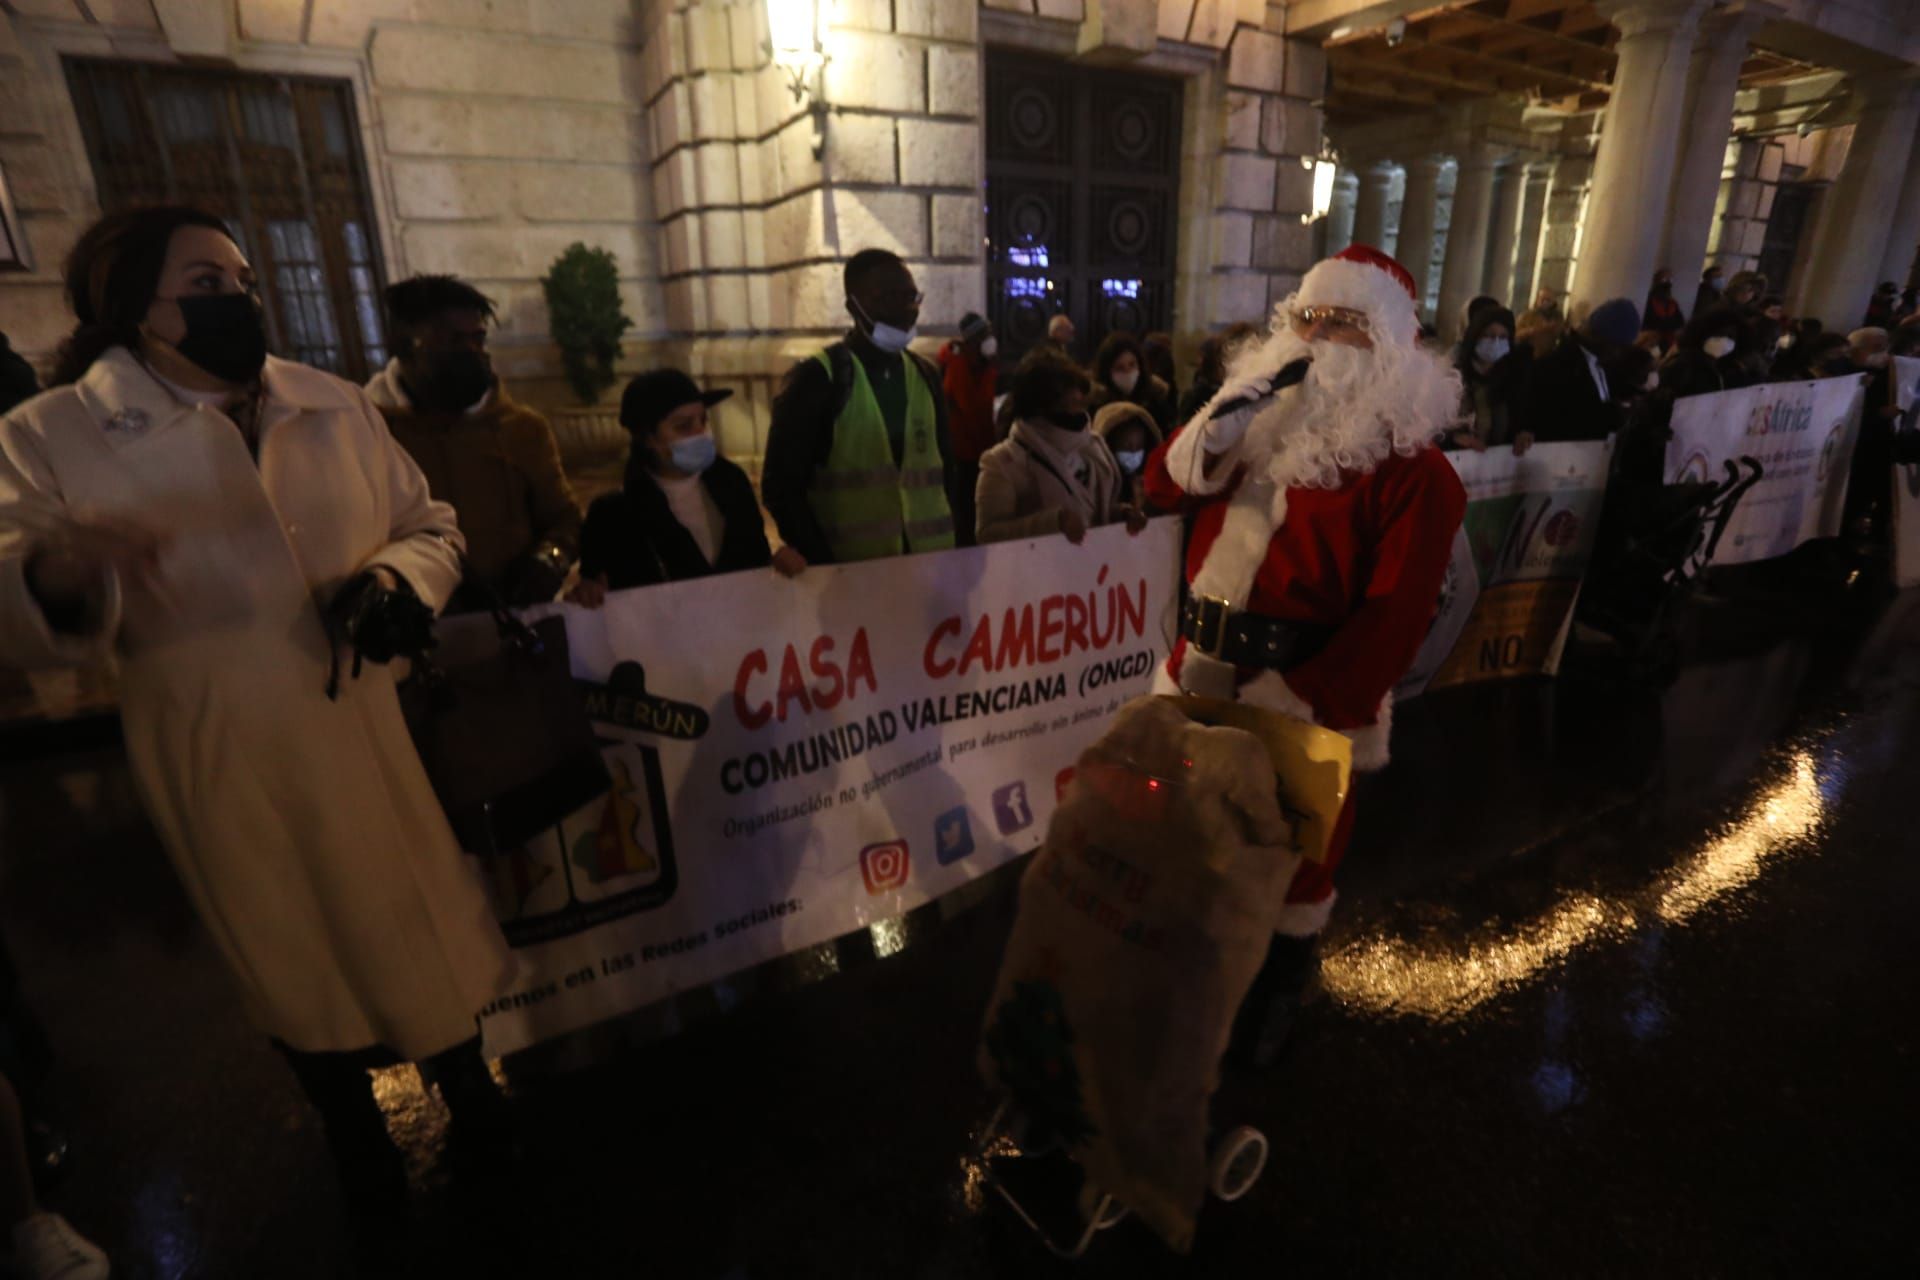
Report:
979,695,1332,1252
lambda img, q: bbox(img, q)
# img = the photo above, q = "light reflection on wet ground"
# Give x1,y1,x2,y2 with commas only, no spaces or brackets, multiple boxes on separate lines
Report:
1321,744,1831,1022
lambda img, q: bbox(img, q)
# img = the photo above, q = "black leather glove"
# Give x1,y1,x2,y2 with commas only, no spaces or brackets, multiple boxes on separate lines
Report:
325,570,437,698
503,541,573,607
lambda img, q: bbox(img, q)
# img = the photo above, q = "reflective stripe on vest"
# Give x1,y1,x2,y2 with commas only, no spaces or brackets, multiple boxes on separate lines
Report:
807,349,955,562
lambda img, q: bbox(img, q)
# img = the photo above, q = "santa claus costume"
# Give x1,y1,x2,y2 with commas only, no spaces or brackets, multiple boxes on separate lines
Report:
1142,244,1465,1056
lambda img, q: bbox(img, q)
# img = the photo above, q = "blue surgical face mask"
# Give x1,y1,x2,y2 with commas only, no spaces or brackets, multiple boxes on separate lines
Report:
1114,449,1146,473
1474,336,1510,366
670,432,717,474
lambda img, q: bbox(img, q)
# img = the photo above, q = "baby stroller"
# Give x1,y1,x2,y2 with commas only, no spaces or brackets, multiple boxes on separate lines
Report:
1577,455,1763,672
974,696,1350,1259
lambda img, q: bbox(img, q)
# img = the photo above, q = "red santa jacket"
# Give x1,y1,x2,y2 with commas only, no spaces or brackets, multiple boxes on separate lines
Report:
1143,425,1466,735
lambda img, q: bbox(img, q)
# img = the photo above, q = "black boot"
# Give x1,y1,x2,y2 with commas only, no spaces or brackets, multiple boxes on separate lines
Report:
1227,934,1319,1069
277,1044,410,1260
421,1040,521,1184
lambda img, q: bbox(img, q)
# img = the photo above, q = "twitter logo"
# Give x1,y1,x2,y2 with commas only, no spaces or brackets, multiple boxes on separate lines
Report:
934,806,975,865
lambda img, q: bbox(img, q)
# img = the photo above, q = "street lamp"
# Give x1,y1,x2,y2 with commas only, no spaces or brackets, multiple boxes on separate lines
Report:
766,0,829,158
1302,155,1337,226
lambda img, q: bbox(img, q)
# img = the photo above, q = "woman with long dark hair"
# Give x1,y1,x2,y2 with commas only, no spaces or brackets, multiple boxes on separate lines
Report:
0,207,516,1252
1087,329,1177,435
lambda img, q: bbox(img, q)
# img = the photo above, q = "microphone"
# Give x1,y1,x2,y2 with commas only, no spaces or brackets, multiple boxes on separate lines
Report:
1207,357,1312,420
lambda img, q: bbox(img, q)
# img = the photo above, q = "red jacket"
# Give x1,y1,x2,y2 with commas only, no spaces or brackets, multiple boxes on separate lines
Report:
937,341,999,464
1142,429,1466,732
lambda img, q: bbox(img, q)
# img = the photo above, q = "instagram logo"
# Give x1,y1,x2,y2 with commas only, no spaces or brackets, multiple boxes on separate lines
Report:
859,840,911,895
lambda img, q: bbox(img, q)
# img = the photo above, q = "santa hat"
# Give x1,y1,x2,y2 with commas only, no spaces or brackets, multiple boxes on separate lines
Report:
1293,243,1421,347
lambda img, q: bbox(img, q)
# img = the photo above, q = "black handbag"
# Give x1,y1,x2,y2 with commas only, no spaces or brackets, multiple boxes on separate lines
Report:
400,603,611,857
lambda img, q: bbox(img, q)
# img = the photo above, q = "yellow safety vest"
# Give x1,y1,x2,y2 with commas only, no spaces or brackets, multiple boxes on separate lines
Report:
807,348,955,562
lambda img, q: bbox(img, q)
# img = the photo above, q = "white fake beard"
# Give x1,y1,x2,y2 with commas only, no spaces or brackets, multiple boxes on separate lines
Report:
1234,326,1463,494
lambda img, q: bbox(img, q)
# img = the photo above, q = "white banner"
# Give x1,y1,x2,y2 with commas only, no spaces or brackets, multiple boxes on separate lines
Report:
477,521,1182,1054
1664,376,1864,566
1397,440,1613,698
1893,356,1920,591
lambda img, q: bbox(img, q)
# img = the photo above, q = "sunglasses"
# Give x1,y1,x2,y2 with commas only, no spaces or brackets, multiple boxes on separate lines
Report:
1292,305,1370,334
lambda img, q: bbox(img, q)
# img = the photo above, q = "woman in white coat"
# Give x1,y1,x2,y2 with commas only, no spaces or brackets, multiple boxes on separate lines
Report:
975,348,1145,545
0,207,515,1233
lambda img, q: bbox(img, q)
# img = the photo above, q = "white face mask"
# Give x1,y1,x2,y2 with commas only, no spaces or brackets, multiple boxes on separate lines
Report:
1863,351,1890,369
1113,448,1146,473
1643,371,1659,391
979,336,998,358
1703,335,1736,359
852,297,916,354
1776,334,1795,350
1474,337,1510,366
1112,368,1139,395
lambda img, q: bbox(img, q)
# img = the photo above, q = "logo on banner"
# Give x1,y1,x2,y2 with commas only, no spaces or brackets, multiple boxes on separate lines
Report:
992,781,1034,836
859,840,911,894
934,807,975,865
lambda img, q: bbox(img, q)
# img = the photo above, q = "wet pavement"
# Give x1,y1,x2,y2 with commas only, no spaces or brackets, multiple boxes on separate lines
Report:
2,578,1917,1278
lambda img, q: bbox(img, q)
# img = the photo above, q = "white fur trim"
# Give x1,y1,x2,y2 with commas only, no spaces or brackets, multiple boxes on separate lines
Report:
1191,482,1284,610
1296,256,1419,348
1275,892,1336,938
1161,420,1234,497
1240,673,1395,773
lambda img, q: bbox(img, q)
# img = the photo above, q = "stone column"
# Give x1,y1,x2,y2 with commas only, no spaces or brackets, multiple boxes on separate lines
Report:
1436,142,1501,341
1351,159,1395,250
1799,71,1920,328
1511,162,1553,309
1482,161,1525,304
1660,5,1772,291
1325,169,1359,257
1569,0,1707,309
1396,156,1445,320
1877,131,1920,289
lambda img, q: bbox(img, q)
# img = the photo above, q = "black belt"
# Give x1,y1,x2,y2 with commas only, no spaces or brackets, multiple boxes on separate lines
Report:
1178,594,1334,670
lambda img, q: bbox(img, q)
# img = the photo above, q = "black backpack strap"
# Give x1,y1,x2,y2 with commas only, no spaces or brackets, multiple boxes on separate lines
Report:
826,341,856,420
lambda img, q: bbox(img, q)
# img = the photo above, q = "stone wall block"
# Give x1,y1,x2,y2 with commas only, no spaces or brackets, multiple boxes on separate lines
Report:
1283,38,1326,98
239,0,306,43
728,1,768,69
825,31,926,112
0,141,66,214
695,140,743,207
741,208,768,268
918,262,987,326
1216,152,1278,212
389,158,511,221
1225,28,1284,93
663,215,700,277
899,118,977,187
896,0,935,37
306,0,408,49
1266,271,1305,308
1035,0,1086,20
928,45,979,117
688,73,737,141
829,113,899,184
1739,220,1767,256
737,138,770,205
705,272,750,330
746,274,775,332
731,70,761,139
831,0,895,34
1261,96,1322,159
1273,158,1315,216
776,119,824,200
1224,91,1261,152
932,193,982,259
516,164,645,223
528,0,638,44
1252,214,1313,272
932,1,980,40
789,262,851,329
650,80,691,156
409,1,532,35
833,189,929,257
685,4,733,73
1208,272,1269,327
1213,212,1253,268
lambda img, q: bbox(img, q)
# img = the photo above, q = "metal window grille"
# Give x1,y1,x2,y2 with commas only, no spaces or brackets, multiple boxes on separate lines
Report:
64,58,388,382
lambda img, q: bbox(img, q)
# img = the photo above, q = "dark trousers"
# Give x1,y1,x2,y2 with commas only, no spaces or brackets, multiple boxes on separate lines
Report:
275,1035,502,1209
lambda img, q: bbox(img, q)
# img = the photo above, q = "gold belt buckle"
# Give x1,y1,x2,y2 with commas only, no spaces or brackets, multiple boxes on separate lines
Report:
1192,593,1234,658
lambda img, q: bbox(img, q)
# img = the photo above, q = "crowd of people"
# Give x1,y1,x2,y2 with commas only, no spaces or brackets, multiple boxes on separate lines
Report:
0,200,1917,1275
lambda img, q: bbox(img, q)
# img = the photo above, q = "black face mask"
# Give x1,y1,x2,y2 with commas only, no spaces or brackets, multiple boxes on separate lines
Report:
172,293,269,385
412,347,494,413
1044,409,1090,432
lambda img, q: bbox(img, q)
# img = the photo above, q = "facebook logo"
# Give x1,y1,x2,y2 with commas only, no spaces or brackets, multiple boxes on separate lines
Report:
991,781,1034,836
934,806,975,865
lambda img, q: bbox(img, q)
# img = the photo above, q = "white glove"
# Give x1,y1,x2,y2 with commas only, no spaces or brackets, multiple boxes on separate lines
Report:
1201,372,1274,453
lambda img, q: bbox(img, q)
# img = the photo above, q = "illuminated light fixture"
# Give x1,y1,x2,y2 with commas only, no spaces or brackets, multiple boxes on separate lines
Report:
765,0,829,158
1302,154,1337,226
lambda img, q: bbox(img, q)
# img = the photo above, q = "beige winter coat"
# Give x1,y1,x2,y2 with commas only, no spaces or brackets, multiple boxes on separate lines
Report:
0,348,513,1058
974,417,1125,544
